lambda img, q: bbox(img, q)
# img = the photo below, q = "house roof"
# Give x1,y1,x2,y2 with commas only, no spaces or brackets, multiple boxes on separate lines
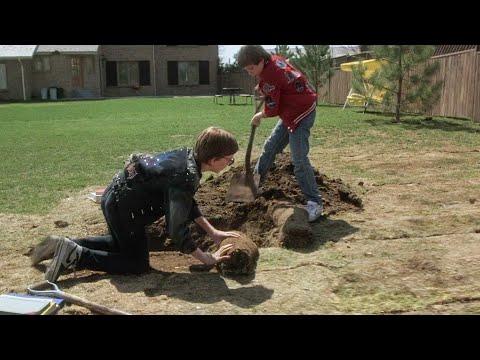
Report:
36,45,99,54
0,45,38,59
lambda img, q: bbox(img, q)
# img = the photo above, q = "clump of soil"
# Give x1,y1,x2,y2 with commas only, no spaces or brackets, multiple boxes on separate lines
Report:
215,233,259,276
268,202,313,248
146,153,362,251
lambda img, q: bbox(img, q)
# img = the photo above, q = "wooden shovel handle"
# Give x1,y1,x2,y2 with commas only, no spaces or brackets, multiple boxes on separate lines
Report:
59,292,131,315
245,97,265,175
28,280,131,315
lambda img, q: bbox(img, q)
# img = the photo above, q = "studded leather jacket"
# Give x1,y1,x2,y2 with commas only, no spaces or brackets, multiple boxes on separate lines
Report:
113,148,202,254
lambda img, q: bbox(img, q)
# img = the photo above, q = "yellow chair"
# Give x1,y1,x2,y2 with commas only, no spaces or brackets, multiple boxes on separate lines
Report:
341,59,386,111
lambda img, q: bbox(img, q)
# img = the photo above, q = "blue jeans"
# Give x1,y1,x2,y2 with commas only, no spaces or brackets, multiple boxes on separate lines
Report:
254,109,322,205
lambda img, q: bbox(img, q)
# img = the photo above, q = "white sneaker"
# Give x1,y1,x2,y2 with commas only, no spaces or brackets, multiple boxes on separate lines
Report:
306,201,324,222
45,238,83,283
31,235,68,265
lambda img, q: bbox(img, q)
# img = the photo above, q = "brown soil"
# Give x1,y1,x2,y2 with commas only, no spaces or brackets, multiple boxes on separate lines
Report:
146,153,363,251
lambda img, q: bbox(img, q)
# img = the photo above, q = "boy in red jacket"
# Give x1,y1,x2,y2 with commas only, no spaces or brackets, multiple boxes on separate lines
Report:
237,45,323,222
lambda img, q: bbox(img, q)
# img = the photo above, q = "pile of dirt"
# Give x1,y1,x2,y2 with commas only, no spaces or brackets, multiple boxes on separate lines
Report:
146,152,362,251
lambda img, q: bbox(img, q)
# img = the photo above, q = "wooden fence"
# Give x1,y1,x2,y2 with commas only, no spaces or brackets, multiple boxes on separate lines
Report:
217,71,256,94
218,50,480,122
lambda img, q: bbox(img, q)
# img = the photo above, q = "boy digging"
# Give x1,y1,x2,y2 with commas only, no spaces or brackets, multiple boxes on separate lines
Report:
32,127,240,282
237,45,324,222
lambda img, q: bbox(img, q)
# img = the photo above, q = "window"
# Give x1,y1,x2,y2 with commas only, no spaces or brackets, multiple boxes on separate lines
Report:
0,64,7,90
167,61,209,86
71,58,81,77
118,61,139,86
43,57,50,72
34,59,43,72
105,61,149,87
178,61,199,85
33,57,50,72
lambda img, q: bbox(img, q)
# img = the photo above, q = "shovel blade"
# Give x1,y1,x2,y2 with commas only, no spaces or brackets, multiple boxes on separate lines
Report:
225,173,260,203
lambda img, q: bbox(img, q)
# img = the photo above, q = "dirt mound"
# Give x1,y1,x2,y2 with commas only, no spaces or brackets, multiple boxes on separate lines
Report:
146,152,362,251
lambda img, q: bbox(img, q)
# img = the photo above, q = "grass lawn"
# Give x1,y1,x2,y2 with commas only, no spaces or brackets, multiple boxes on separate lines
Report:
1,97,479,214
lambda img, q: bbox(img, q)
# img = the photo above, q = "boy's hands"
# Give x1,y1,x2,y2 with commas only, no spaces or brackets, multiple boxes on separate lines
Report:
201,244,234,266
210,229,240,245
251,111,264,127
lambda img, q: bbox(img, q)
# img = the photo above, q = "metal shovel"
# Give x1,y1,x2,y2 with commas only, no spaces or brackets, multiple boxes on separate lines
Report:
226,97,265,203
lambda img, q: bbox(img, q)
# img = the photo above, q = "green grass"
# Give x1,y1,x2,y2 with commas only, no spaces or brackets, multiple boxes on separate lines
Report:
1,97,480,214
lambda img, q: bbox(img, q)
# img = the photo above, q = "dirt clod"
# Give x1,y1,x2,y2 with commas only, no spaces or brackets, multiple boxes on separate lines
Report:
54,220,69,228
215,233,259,276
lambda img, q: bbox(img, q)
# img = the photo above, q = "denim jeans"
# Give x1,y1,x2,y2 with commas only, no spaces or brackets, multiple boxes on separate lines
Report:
254,109,322,204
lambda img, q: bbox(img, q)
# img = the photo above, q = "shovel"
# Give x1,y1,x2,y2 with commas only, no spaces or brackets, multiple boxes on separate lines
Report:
27,280,131,315
226,97,265,203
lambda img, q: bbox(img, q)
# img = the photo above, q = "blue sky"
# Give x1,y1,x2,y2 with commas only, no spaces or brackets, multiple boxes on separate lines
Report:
219,45,358,64
220,45,301,63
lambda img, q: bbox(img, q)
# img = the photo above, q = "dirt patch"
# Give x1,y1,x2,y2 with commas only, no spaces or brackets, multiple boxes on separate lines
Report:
146,152,363,251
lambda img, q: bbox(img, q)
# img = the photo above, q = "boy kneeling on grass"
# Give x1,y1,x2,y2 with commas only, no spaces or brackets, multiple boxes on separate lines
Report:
31,127,240,283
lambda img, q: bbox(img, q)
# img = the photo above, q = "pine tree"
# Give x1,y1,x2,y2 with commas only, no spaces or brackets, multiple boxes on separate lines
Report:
275,45,295,59
291,45,332,105
353,45,442,122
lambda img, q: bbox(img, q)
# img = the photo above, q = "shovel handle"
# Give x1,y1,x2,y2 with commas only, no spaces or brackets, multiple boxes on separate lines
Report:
27,280,131,315
245,97,265,175
59,292,131,316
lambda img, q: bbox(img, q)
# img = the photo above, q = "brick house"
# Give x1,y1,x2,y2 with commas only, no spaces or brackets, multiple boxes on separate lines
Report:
0,45,218,101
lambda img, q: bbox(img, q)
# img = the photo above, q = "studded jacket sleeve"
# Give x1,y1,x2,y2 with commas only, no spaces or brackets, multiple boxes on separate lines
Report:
190,198,203,221
166,186,198,254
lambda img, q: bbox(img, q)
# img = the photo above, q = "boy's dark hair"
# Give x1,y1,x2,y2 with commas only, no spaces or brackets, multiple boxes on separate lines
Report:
237,45,272,68
194,127,238,164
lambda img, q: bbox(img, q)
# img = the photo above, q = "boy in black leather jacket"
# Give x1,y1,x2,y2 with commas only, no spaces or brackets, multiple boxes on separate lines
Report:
35,127,240,282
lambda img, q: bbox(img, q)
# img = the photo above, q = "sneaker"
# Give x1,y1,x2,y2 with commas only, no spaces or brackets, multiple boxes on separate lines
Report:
45,238,83,283
306,201,324,222
30,235,68,266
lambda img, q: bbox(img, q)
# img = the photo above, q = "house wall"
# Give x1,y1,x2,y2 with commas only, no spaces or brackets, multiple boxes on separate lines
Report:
100,45,156,97
30,54,101,98
155,45,218,96
1,45,219,101
0,59,33,101
100,45,218,97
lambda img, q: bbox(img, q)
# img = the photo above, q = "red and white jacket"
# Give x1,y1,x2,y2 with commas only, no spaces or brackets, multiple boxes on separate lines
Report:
258,55,317,133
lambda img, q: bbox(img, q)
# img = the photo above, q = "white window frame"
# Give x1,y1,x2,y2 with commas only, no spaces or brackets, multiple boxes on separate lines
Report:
0,64,7,90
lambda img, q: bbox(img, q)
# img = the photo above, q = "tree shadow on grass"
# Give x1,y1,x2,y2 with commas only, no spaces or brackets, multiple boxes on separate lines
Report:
363,116,480,134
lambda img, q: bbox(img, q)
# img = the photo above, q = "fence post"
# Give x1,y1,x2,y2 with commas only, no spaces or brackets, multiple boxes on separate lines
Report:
474,51,480,122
